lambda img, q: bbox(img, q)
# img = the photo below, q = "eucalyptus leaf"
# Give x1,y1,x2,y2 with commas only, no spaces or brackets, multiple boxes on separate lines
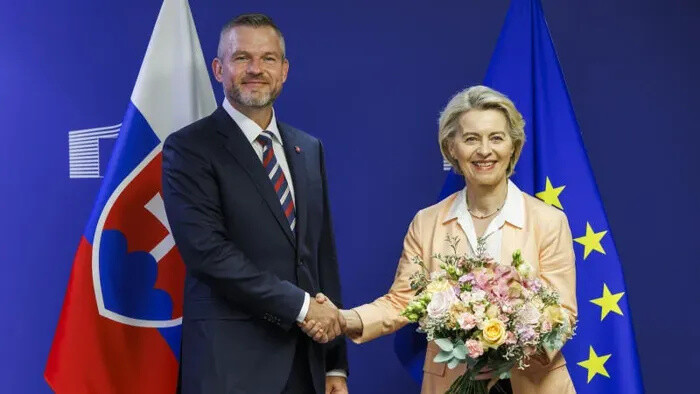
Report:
434,338,454,352
433,351,454,363
452,344,467,360
447,357,461,369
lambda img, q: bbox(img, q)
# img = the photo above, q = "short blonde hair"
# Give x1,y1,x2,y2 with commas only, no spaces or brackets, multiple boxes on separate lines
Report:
438,85,526,176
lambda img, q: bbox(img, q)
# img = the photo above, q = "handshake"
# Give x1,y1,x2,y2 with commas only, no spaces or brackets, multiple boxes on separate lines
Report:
298,293,363,344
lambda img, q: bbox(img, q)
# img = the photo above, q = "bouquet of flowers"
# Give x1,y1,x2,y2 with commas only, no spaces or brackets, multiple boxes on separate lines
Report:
401,236,575,394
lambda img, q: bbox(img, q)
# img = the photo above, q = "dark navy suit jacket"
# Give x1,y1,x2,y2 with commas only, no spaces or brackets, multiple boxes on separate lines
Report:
162,107,347,394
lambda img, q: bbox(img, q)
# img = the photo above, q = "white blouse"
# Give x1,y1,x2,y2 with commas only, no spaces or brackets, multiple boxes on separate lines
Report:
444,180,525,264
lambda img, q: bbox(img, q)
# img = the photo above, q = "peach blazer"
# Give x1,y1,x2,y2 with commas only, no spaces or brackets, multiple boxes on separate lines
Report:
351,185,577,394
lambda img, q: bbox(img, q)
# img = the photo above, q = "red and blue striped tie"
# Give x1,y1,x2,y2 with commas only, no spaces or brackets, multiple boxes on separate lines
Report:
256,131,296,231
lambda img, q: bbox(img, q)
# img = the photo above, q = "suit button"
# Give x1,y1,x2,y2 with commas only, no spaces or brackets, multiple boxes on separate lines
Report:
297,259,304,267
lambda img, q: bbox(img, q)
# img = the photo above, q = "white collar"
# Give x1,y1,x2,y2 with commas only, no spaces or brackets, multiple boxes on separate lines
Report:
444,179,525,229
222,98,282,145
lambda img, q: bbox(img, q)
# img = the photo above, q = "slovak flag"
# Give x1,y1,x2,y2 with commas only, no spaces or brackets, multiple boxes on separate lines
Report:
45,0,216,392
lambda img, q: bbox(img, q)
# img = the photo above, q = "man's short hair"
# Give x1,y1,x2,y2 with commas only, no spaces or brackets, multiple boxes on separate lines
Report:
217,13,286,59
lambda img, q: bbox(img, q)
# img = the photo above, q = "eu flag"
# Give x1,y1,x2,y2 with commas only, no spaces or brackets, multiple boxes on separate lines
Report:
396,0,644,392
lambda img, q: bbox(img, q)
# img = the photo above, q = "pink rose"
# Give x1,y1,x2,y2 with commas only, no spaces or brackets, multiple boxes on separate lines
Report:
465,339,484,359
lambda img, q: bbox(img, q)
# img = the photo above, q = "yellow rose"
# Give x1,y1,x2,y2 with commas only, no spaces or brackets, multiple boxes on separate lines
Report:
426,280,451,294
543,305,566,324
481,319,507,348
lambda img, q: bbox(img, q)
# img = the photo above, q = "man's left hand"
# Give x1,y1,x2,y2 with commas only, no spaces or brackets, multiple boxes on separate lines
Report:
326,376,348,394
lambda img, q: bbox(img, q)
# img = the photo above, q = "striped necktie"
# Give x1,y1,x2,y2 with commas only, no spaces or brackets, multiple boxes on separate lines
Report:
256,131,296,232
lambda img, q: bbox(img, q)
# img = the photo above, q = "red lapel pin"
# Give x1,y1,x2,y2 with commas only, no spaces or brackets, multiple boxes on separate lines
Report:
295,146,302,153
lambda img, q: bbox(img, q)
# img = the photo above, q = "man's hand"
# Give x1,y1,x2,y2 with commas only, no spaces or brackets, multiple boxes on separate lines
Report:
325,376,348,394
300,293,362,341
316,293,362,337
302,294,345,343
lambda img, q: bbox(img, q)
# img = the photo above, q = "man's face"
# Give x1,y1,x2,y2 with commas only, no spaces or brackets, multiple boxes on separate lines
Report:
213,25,289,109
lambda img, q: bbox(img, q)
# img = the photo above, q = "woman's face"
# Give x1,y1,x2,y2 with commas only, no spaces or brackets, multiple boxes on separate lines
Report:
449,109,514,188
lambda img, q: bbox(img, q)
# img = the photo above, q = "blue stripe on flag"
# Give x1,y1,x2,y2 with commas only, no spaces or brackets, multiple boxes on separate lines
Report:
84,102,160,243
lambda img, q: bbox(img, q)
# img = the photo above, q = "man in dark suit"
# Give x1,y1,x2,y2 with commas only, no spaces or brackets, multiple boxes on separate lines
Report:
162,13,348,394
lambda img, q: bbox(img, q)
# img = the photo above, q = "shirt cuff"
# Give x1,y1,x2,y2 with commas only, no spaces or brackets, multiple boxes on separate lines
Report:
296,292,310,323
326,370,347,378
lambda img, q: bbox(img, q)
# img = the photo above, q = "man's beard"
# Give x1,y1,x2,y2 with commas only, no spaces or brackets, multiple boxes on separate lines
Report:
228,85,280,108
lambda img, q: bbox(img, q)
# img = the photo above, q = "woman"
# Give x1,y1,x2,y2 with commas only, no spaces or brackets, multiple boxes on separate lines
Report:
306,85,577,393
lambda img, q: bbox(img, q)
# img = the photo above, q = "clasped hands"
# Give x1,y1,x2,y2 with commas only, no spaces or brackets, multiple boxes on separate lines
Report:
298,293,361,344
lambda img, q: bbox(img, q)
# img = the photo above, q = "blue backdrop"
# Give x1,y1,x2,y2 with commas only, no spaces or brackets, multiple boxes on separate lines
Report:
1,0,699,393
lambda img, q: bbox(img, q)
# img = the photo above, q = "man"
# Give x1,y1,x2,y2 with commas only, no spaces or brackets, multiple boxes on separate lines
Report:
162,13,348,394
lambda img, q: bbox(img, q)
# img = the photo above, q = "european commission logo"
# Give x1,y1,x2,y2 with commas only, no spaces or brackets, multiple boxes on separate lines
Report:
68,124,121,178
443,158,452,171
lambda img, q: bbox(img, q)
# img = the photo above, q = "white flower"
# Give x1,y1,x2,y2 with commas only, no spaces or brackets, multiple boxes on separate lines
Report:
517,262,533,278
470,289,487,303
460,291,472,303
427,290,457,318
517,302,541,325
430,269,447,281
472,303,487,320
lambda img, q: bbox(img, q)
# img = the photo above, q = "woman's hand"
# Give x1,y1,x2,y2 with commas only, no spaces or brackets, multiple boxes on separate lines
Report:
474,367,494,380
300,293,363,339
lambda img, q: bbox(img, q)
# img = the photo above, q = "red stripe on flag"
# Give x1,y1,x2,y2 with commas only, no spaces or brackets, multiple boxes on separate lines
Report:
45,237,178,393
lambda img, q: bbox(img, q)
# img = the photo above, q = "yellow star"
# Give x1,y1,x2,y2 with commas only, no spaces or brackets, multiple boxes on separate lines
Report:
535,177,565,209
574,222,607,259
590,283,625,321
577,346,611,383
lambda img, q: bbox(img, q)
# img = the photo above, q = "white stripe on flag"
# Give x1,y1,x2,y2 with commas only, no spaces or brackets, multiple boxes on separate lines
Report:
130,0,216,142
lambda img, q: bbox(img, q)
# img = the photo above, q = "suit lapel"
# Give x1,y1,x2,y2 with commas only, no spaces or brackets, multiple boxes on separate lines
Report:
212,108,296,247
278,122,307,250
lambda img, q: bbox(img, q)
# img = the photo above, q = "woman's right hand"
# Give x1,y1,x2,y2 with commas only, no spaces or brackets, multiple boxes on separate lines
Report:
474,367,494,380
312,293,363,337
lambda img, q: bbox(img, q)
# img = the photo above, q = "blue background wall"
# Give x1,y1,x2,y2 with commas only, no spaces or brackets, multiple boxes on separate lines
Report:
2,0,698,392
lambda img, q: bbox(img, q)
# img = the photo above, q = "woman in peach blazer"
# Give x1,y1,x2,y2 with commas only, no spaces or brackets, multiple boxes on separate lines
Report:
306,86,577,393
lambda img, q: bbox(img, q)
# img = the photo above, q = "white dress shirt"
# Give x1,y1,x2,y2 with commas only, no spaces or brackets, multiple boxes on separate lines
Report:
444,179,525,262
